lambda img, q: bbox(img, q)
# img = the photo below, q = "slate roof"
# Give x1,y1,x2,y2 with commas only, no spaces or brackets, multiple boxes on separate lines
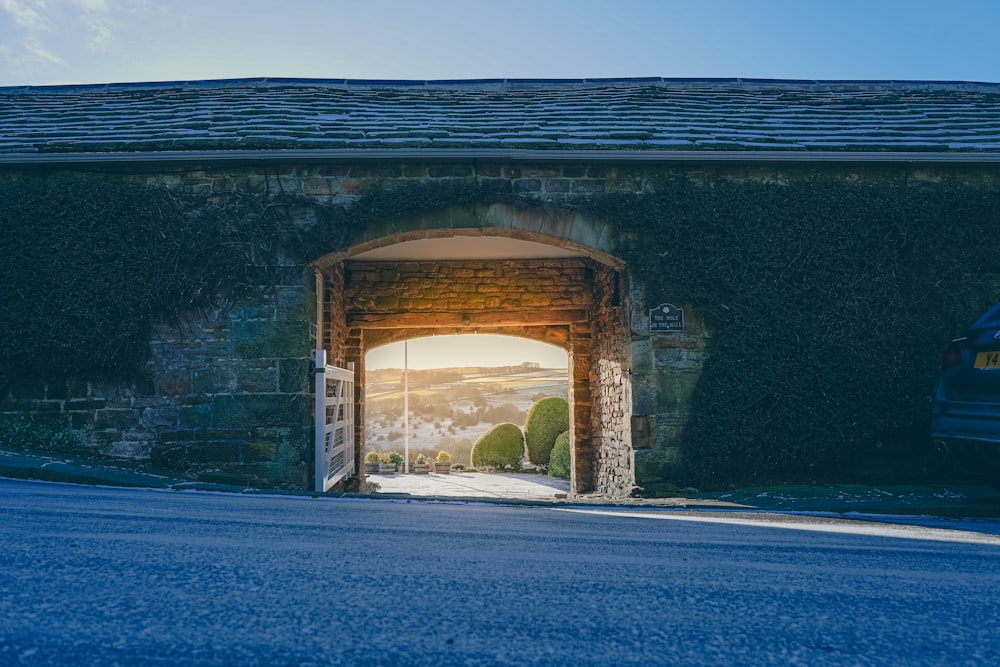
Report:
2,77,1000,160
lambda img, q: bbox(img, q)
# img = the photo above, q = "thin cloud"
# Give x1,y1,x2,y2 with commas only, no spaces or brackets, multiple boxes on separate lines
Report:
24,36,63,63
1,0,50,31
0,0,125,72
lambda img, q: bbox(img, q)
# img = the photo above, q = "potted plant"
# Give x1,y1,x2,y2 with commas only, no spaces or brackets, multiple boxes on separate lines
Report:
388,451,404,473
411,453,430,474
378,452,397,474
363,450,380,475
434,450,452,474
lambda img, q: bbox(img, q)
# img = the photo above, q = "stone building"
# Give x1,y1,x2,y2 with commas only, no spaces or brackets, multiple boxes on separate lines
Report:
1,78,999,496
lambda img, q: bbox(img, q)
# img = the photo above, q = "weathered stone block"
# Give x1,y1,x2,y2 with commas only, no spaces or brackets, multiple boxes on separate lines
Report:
279,359,312,394
513,179,541,193
151,441,241,468
242,440,276,463
303,178,335,196
192,368,237,394
350,166,401,178
238,368,278,393
428,166,473,178
631,414,657,449
520,293,551,307
634,447,685,491
652,336,699,349
159,429,196,443
275,286,308,320
141,407,180,428
177,340,232,368
235,303,275,321
654,347,706,373
69,412,94,429
544,179,571,193
213,394,310,429
341,177,373,196
180,404,213,428
232,320,310,359
571,180,606,194
372,296,400,310
156,371,192,397
402,165,428,178
188,441,241,463
656,372,701,414
95,409,140,430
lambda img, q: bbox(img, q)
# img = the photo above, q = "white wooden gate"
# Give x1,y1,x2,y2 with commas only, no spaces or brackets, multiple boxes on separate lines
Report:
314,350,355,492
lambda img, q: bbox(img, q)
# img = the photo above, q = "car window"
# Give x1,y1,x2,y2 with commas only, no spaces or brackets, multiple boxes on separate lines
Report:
974,302,1000,328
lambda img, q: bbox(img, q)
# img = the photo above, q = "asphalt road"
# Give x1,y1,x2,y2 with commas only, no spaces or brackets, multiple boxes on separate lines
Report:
2,478,999,666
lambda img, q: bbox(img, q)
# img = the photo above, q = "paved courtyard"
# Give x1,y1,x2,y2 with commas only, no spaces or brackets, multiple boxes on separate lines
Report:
367,471,571,500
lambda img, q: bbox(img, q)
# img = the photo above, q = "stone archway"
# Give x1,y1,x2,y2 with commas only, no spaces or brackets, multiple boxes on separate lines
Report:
312,205,634,496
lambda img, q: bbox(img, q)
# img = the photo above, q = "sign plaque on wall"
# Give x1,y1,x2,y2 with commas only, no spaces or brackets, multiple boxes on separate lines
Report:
649,303,684,333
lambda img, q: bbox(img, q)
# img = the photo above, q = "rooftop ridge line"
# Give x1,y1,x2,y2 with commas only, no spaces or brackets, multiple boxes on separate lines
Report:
3,76,1000,94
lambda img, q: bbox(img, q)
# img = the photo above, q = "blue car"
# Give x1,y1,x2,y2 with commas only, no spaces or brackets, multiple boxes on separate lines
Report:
932,302,1000,470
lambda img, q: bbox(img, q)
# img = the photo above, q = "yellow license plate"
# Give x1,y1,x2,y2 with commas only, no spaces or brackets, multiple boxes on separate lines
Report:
974,351,1000,369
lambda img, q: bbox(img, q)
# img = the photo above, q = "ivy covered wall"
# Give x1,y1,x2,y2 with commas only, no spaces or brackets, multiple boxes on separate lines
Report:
0,162,998,492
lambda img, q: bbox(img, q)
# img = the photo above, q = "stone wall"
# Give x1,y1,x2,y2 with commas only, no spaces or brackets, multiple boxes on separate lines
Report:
627,282,714,494
591,265,634,496
8,159,902,493
0,273,316,488
344,259,593,314
146,279,315,488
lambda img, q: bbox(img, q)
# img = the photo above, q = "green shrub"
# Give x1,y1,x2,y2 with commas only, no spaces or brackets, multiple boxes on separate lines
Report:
548,431,571,479
524,397,569,468
471,423,525,470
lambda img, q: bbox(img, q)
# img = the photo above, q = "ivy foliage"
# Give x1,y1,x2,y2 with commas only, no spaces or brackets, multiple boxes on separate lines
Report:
0,176,520,386
0,175,283,383
3,171,999,488
583,177,1000,486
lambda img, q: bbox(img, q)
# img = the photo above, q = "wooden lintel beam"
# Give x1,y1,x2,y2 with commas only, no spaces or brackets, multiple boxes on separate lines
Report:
347,309,587,329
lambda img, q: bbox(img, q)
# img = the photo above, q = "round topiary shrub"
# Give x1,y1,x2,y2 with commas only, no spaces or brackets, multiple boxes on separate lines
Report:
471,423,525,470
524,397,569,468
548,430,571,479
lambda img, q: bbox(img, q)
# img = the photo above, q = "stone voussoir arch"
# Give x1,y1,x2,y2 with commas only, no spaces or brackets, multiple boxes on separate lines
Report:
312,201,635,496
312,202,625,269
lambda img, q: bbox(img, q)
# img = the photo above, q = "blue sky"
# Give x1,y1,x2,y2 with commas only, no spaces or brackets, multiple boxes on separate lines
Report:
1,0,999,87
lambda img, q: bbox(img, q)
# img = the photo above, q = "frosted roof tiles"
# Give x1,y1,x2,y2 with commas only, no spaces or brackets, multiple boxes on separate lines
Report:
0,77,999,155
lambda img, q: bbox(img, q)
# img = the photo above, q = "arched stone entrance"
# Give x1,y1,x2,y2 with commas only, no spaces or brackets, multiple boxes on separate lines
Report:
311,204,634,496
